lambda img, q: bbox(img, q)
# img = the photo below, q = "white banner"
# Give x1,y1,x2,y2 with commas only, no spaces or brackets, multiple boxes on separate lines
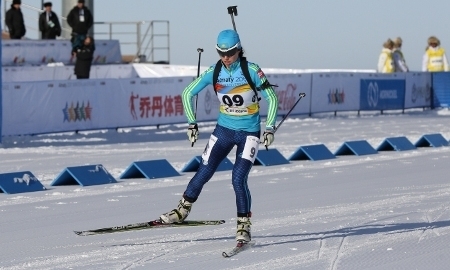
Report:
2,77,194,136
2,80,122,135
1,72,435,136
311,73,361,113
404,72,432,108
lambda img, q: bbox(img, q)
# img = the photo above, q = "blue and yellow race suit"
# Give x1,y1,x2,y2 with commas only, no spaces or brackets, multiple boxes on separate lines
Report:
181,58,278,216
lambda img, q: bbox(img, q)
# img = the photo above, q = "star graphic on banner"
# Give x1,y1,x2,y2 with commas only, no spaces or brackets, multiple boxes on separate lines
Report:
80,102,86,121
69,102,76,122
85,102,92,120
74,102,80,121
62,102,70,122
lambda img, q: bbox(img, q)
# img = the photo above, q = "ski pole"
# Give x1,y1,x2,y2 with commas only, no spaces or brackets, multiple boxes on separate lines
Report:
273,93,306,133
227,6,238,31
192,48,204,147
263,93,306,150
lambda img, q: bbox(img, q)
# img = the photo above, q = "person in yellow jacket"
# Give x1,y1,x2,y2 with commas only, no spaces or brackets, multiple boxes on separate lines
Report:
422,36,449,72
377,39,395,73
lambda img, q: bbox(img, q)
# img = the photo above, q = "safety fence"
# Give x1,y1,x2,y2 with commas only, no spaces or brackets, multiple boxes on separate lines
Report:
1,71,450,136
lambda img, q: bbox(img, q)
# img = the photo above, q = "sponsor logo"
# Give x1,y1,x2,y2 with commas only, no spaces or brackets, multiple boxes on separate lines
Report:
367,82,379,107
204,89,221,115
367,82,400,108
276,83,297,111
129,93,183,119
13,174,38,186
361,79,405,110
328,88,345,104
63,101,93,122
411,83,431,103
379,90,398,99
224,107,249,114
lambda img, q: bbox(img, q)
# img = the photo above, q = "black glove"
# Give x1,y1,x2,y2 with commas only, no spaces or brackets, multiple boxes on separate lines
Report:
187,124,198,145
263,129,275,150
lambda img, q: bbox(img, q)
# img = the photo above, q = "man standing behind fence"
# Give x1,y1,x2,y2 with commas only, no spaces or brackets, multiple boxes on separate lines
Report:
67,0,93,52
39,2,61,40
5,0,26,40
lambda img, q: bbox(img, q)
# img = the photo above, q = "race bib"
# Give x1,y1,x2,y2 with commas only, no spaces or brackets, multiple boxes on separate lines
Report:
218,88,258,116
242,136,259,163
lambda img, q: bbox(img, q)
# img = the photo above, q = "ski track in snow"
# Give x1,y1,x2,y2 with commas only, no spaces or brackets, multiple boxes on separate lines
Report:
3,182,450,269
2,112,450,269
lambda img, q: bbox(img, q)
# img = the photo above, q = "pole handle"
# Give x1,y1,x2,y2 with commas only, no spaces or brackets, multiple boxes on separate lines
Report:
274,93,306,133
227,6,238,31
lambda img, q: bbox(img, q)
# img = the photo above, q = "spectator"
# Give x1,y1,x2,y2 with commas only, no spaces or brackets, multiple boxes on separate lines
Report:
39,2,61,40
73,36,95,79
5,0,26,40
422,36,449,72
392,37,409,72
67,0,94,51
377,39,394,73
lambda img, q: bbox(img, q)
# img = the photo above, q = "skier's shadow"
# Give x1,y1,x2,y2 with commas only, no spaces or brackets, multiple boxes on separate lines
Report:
255,220,450,248
109,220,450,248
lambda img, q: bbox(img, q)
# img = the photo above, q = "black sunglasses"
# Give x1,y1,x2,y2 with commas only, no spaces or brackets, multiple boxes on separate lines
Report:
216,47,239,57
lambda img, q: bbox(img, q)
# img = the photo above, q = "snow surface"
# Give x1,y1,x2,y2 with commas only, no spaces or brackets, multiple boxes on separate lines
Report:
1,109,450,270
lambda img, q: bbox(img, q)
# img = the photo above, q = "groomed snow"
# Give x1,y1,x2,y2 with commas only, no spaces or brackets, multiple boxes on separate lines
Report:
1,109,450,269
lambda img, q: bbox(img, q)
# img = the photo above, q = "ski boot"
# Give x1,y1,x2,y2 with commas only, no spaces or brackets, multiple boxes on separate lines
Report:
160,197,193,224
236,217,252,243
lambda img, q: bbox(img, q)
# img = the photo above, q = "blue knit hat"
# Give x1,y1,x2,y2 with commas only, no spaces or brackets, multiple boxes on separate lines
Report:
216,29,241,51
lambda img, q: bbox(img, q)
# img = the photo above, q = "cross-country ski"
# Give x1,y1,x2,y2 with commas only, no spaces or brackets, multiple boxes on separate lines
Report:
74,220,225,236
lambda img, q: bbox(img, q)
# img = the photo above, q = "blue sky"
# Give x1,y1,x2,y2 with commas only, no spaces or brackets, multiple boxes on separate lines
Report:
9,0,450,71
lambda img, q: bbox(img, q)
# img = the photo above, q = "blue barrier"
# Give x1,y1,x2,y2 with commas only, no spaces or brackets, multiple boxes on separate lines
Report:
376,137,416,151
181,156,234,172
288,144,336,161
334,140,378,156
254,148,290,166
0,171,46,194
432,72,450,108
120,159,180,179
51,165,117,186
415,133,449,147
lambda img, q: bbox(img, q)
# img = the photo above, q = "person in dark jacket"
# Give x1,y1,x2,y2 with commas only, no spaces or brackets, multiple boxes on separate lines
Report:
73,36,95,79
66,0,94,51
39,2,61,40
5,0,26,39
